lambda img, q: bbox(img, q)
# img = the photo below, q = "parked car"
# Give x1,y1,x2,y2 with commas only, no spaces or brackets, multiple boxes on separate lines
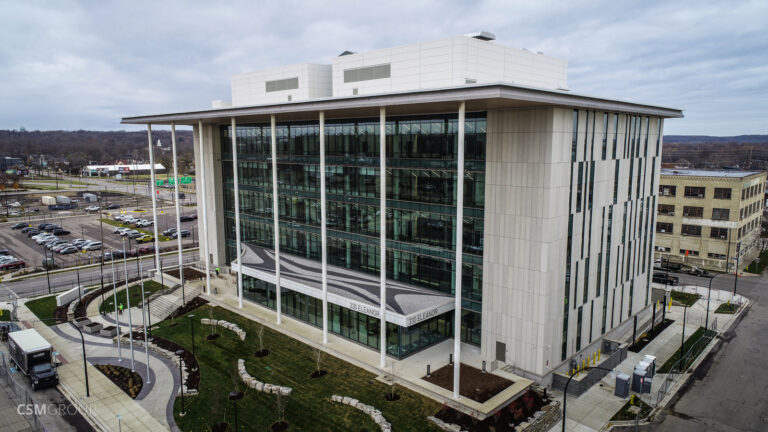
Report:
652,272,679,285
0,259,26,270
138,246,155,254
128,231,143,239
52,243,72,253
162,227,177,236
42,225,61,232
136,219,153,227
36,223,50,230
179,214,197,222
0,249,10,256
171,230,191,238
42,258,57,270
106,204,120,210
82,241,102,251
71,238,87,248
51,229,70,236
58,246,78,255
84,205,100,212
178,192,186,199
26,229,42,237
11,222,27,229
21,227,35,233
687,266,714,278
136,234,154,243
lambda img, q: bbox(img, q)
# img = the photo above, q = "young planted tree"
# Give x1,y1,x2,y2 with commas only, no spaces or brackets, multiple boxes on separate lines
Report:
386,360,400,401
273,392,288,431
254,323,269,357
311,347,326,378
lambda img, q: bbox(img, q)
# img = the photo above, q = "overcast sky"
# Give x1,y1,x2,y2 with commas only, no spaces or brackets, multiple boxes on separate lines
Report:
1,0,766,135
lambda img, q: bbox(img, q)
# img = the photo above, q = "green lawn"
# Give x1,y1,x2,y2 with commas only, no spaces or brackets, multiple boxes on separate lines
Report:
670,291,701,307
153,305,441,432
658,327,717,373
25,295,59,325
0,309,10,321
715,303,738,314
101,218,171,241
100,280,166,314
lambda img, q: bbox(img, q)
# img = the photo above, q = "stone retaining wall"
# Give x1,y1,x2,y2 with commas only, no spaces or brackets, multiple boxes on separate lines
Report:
201,318,246,341
237,359,292,396
113,334,198,396
330,394,391,432
524,401,561,432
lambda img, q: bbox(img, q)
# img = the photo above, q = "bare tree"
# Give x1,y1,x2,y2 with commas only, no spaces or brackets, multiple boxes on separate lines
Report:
275,392,287,427
389,360,398,399
257,324,265,352
313,347,325,374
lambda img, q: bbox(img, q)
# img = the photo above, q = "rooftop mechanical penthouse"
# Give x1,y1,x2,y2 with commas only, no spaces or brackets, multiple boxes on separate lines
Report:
123,33,683,395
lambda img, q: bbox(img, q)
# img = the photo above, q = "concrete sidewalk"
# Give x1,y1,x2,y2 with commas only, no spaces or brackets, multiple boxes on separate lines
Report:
550,287,745,431
16,302,172,432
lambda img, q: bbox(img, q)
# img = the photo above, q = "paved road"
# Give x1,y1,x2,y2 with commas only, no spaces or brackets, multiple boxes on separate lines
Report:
65,174,196,205
1,250,200,300
650,270,768,432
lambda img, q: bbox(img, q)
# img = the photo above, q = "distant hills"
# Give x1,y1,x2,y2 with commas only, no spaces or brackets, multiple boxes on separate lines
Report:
662,135,768,170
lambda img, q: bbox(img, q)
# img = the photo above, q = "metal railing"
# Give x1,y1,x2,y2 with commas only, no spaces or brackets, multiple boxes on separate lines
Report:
652,331,717,406
0,352,45,431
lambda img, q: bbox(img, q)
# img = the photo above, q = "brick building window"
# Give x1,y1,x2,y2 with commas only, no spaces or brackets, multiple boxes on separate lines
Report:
656,222,673,233
712,208,730,220
681,224,701,236
683,206,703,217
714,188,732,199
710,227,728,239
684,186,706,198
659,185,676,196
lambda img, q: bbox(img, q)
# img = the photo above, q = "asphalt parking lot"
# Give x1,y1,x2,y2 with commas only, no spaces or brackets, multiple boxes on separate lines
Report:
0,202,198,270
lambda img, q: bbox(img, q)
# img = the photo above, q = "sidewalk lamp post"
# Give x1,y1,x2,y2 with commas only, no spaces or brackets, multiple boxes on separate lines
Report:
145,290,152,340
188,314,196,371
229,390,244,430
176,349,186,417
679,304,688,373
68,321,90,398
562,366,615,432
705,275,720,331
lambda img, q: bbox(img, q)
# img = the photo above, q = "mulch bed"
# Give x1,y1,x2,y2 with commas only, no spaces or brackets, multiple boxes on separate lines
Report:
206,333,220,341
211,422,228,432
423,363,513,403
435,389,550,432
166,267,207,281
130,331,200,390
629,318,675,352
271,421,289,432
310,370,327,378
167,297,209,320
253,349,270,358
94,364,143,399
52,304,69,324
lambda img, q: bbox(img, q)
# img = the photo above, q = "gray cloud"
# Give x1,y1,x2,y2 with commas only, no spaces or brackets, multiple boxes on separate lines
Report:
0,0,765,135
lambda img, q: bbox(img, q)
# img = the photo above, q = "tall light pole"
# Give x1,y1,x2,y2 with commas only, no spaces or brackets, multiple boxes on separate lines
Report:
111,248,122,362
122,238,135,372
139,258,151,385
705,275,719,331
229,391,244,430
69,322,90,397
679,304,688,373
562,366,615,432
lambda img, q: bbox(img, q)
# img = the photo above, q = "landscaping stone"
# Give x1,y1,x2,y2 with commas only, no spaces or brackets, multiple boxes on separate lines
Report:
203,319,247,340
236,359,292,397
331,394,390,432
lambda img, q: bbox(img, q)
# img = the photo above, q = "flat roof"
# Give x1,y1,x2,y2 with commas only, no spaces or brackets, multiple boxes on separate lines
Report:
235,244,455,327
9,329,51,353
121,82,683,126
661,168,763,179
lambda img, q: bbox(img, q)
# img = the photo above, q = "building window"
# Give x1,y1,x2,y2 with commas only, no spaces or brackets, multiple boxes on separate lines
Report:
658,204,675,215
714,188,732,199
659,185,676,196
684,186,706,198
681,224,702,236
683,206,703,217
680,249,700,256
656,222,673,233
343,64,391,83
710,227,728,239
265,77,299,92
708,253,726,259
712,208,730,221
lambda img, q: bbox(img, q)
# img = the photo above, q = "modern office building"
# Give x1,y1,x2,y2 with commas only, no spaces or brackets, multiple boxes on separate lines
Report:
122,33,682,389
654,169,765,272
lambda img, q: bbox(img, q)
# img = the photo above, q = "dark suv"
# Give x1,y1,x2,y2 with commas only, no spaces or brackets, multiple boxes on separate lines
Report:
652,272,679,285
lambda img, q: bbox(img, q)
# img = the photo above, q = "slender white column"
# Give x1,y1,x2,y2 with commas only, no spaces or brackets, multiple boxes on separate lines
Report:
271,115,281,324
198,121,211,295
320,111,328,343
379,107,387,369
171,123,185,302
453,102,466,399
231,117,243,308
147,125,162,277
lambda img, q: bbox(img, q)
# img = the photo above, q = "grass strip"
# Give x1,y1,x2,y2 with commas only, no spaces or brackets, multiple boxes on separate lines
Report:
610,396,653,421
670,291,700,307
0,309,10,321
658,327,716,373
25,295,59,325
714,303,737,314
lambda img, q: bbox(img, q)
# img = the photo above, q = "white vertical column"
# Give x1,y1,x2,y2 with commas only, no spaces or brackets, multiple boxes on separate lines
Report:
271,115,282,324
198,120,211,295
147,125,162,276
232,117,243,308
453,102,466,399
171,123,185,302
379,107,387,369
320,111,328,344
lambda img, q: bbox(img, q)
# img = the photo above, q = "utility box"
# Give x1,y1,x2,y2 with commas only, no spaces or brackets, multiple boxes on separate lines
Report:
615,372,630,398
641,376,652,394
632,364,648,392
643,355,657,378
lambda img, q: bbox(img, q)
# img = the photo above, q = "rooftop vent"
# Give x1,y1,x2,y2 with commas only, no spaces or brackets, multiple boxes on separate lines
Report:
464,31,496,41
339,50,356,56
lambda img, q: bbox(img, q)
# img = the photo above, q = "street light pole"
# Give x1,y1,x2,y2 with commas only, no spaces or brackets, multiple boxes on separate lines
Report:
705,275,719,332
679,304,687,373
69,322,90,397
229,391,244,430
111,248,122,362
188,314,196,371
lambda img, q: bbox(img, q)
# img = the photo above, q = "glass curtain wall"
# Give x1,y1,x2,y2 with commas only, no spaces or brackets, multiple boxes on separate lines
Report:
221,113,486,348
